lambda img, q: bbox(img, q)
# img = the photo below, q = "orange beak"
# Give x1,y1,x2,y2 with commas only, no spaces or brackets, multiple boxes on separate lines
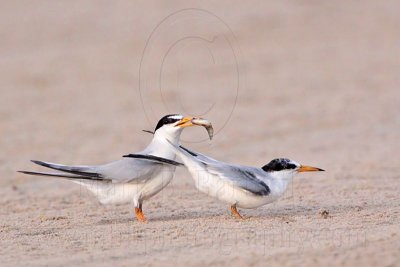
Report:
175,117,213,140
175,116,194,128
298,165,325,172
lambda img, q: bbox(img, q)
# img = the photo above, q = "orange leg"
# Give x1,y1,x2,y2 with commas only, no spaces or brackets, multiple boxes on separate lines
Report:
134,205,147,223
230,204,244,219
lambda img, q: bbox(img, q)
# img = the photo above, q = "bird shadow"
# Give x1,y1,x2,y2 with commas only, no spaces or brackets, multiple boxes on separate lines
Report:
96,217,134,225
95,202,383,225
150,210,223,222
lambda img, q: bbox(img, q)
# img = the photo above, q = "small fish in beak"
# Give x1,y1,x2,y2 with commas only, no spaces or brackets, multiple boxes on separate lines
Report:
175,117,213,140
192,118,213,140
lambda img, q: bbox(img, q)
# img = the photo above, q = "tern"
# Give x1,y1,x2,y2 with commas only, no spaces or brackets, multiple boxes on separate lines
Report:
19,114,213,222
168,141,324,219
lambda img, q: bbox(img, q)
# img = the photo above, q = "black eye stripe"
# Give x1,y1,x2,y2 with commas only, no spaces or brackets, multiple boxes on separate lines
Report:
154,114,182,132
262,158,296,172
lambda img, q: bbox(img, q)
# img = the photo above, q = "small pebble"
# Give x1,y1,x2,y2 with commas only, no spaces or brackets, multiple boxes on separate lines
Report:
320,210,330,219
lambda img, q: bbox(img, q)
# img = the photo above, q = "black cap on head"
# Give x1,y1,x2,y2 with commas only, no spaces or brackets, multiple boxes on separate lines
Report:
154,114,183,132
262,158,297,172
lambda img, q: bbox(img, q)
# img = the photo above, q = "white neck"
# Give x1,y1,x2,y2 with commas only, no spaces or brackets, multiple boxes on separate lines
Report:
270,171,296,197
143,128,183,159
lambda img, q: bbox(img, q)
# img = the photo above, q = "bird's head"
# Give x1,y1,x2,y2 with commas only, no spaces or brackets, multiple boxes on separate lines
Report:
262,158,324,180
153,114,213,142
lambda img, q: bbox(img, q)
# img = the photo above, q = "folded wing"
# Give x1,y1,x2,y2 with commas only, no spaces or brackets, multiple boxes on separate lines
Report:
178,145,271,196
20,154,182,184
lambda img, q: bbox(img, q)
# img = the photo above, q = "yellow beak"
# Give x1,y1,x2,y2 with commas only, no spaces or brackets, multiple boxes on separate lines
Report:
175,116,214,140
298,165,325,172
175,117,195,128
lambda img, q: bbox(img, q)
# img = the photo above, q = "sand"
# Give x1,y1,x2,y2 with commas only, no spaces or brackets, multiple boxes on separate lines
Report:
1,1,399,266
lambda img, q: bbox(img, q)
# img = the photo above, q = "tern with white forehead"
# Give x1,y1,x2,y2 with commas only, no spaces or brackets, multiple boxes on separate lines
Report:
168,141,324,219
19,114,213,222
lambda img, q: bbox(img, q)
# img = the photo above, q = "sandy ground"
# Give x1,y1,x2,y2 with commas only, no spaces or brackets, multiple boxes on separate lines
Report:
1,1,400,266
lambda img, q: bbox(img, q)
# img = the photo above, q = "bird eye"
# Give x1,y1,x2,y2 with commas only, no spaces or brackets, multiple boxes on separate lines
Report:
262,158,295,172
154,114,182,132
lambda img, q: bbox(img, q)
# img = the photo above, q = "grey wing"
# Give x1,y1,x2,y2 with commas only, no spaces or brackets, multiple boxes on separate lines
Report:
27,157,177,184
202,162,271,196
95,157,177,183
178,146,271,196
179,146,220,164
122,154,183,166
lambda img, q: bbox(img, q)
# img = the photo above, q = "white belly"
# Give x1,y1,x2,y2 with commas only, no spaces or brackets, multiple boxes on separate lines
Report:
73,170,174,205
193,172,281,209
139,170,174,201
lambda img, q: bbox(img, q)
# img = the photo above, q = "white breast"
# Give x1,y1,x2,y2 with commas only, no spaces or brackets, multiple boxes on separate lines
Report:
190,170,289,209
73,166,175,205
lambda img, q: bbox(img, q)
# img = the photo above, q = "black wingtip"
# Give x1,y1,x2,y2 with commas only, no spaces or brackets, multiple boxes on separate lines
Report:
123,154,184,166
31,160,47,167
142,130,154,135
18,170,43,176
18,170,46,176
179,146,198,157
28,160,101,178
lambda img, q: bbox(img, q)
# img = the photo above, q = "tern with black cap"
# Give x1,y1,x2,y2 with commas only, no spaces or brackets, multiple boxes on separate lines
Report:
167,141,324,219
19,114,213,222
